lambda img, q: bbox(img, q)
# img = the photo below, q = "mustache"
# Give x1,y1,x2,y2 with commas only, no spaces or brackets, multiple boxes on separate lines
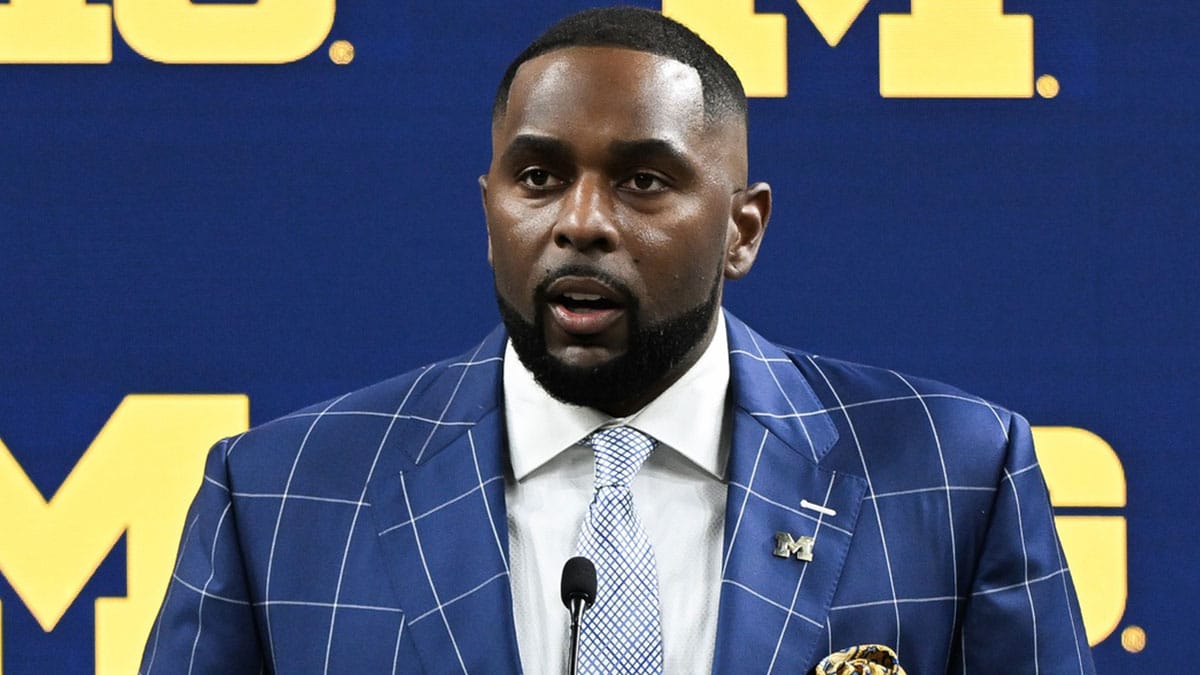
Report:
532,263,636,305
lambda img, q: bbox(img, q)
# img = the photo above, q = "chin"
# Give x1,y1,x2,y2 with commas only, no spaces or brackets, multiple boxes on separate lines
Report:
496,284,719,412
549,342,626,370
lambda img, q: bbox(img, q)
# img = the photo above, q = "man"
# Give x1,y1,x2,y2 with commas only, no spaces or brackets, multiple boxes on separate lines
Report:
142,7,1094,674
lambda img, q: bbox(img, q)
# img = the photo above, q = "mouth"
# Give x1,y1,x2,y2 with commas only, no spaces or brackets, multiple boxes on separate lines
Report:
544,276,628,337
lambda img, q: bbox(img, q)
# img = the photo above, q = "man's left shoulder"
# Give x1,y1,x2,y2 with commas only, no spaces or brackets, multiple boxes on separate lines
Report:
787,345,1014,421
774,343,1023,469
725,314,1020,461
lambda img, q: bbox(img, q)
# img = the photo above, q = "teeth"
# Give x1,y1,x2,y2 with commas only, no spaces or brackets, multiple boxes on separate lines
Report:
563,292,603,301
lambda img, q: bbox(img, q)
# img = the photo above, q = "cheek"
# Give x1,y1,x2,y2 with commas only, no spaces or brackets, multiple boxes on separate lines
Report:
486,198,552,294
631,225,727,308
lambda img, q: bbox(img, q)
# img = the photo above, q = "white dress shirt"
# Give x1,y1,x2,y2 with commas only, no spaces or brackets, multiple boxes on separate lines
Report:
503,313,731,674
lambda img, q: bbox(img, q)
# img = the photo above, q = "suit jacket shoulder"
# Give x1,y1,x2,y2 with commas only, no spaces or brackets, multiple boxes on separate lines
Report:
782,348,1018,487
222,326,507,498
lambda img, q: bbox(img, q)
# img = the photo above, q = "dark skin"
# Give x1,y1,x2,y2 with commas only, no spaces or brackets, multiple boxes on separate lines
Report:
482,46,771,416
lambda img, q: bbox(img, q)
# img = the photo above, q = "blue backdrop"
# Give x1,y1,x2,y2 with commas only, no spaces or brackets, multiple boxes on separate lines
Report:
1,0,1196,671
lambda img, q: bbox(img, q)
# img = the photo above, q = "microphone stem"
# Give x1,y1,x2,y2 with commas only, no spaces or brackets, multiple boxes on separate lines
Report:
567,597,586,675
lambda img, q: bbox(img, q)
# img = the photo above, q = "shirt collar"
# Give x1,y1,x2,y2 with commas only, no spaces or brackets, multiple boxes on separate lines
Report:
504,312,730,481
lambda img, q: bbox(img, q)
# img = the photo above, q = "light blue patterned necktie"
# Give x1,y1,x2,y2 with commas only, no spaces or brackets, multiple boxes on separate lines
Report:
576,426,664,674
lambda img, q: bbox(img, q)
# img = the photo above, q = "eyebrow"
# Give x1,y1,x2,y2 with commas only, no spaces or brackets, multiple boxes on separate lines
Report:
607,138,692,171
499,134,573,167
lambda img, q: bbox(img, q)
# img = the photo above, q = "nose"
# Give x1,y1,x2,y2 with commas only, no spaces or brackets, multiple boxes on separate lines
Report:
552,174,619,253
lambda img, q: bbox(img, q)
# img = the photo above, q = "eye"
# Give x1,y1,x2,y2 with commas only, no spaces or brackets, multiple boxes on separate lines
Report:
620,172,669,193
517,168,565,190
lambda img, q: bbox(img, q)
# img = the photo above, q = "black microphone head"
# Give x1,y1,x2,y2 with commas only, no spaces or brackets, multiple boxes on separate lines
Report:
560,556,597,609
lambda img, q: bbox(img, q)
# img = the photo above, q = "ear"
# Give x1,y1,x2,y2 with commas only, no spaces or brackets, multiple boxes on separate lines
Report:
479,174,493,266
724,181,771,280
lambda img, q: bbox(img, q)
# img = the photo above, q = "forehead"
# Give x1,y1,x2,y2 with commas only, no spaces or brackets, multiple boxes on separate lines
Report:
496,46,707,148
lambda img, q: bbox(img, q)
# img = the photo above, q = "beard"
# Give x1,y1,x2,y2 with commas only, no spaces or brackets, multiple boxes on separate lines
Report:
496,264,722,412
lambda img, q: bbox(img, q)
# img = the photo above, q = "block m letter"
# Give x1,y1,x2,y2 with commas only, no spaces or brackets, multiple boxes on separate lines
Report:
0,395,247,674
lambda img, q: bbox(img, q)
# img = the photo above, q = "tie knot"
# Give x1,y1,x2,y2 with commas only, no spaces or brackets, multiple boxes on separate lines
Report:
584,426,657,486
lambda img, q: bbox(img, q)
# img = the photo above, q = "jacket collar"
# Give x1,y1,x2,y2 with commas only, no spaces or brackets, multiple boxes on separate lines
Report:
388,310,840,468
724,310,839,463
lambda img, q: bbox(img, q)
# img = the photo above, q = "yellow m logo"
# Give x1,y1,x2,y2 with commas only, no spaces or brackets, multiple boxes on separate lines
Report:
0,395,247,674
663,0,1034,98
0,0,334,64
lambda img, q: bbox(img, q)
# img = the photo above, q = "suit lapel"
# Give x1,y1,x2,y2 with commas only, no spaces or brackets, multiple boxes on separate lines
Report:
366,330,522,673
712,314,868,672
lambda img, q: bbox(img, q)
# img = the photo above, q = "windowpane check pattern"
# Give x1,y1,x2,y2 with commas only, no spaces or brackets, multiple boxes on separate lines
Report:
576,426,664,674
140,314,1092,674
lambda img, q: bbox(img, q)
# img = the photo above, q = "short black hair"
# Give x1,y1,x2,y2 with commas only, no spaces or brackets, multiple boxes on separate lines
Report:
491,6,747,126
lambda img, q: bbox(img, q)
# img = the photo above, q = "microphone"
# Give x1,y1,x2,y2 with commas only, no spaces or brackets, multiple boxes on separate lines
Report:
561,556,596,675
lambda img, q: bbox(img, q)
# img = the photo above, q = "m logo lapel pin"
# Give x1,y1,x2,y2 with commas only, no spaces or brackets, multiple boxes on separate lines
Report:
773,531,815,562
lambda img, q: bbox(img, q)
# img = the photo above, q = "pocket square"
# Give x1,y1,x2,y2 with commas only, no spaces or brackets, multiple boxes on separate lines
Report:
814,644,906,675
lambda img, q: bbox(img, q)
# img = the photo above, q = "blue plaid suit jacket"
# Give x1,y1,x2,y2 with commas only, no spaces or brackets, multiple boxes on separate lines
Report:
142,312,1094,674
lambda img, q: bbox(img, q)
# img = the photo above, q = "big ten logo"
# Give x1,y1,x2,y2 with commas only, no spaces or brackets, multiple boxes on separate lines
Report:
0,0,334,64
0,396,248,674
663,0,1035,98
1033,427,1127,647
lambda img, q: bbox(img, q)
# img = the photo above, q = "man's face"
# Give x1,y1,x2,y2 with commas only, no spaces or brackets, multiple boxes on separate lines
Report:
482,46,766,415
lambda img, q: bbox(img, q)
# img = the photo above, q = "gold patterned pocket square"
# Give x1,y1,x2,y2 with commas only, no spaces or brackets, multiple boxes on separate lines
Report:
814,644,906,675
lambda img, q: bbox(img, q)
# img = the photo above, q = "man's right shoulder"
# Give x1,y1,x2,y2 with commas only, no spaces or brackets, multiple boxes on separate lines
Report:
209,326,507,491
